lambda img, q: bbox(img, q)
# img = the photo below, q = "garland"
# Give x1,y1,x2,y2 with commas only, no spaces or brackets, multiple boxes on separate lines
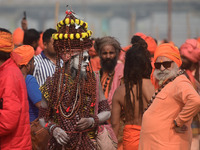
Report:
145,70,185,110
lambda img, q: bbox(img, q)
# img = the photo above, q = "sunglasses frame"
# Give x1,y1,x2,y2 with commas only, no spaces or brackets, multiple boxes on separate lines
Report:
154,61,173,69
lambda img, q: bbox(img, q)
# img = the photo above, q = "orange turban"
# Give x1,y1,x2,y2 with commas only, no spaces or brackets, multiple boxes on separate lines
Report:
13,27,24,46
153,43,182,67
135,32,157,54
0,31,14,53
180,39,200,63
151,43,182,89
11,45,34,66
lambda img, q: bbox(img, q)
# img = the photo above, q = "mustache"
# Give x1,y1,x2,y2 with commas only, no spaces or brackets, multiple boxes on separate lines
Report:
156,69,170,74
103,58,112,62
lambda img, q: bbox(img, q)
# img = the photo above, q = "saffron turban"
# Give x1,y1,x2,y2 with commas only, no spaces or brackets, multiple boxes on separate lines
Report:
153,43,182,67
13,27,24,46
151,43,182,89
135,32,157,54
11,45,34,66
0,31,14,53
180,39,200,63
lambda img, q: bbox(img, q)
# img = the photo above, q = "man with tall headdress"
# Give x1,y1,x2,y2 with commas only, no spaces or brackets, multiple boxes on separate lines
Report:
0,28,32,149
38,10,111,149
139,43,200,150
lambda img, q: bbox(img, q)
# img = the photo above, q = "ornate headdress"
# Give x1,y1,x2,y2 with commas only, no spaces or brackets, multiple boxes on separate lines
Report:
42,9,96,125
52,9,93,60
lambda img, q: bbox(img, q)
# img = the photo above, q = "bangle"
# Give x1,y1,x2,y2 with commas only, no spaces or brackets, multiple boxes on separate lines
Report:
90,115,99,128
89,118,95,128
49,124,59,136
49,124,56,133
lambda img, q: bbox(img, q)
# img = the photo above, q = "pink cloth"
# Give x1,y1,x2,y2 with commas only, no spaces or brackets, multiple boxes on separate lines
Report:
108,63,124,107
139,75,200,150
180,39,200,63
35,46,43,56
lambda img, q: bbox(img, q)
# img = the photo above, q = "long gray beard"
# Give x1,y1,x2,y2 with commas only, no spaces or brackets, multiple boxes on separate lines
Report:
153,63,179,85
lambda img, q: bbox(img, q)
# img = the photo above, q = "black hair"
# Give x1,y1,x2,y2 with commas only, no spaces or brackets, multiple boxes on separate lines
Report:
124,42,152,122
43,28,57,44
0,28,11,34
131,35,147,48
23,28,40,45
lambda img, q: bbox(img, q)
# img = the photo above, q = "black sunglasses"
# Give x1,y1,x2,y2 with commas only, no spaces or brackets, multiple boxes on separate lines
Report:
83,56,90,62
154,61,173,69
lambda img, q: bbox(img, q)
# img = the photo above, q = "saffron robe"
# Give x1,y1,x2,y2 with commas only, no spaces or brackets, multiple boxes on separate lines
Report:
139,75,200,150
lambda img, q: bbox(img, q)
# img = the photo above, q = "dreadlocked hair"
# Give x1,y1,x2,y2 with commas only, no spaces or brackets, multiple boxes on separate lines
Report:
131,35,147,49
124,42,152,122
94,36,121,57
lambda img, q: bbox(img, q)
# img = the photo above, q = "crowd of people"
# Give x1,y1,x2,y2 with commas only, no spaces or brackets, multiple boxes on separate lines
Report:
0,7,200,150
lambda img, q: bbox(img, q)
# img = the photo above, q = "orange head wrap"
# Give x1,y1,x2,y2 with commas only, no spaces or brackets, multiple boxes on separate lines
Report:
153,43,182,67
11,45,34,66
151,43,182,89
12,27,24,46
180,39,200,63
135,32,157,54
0,31,14,53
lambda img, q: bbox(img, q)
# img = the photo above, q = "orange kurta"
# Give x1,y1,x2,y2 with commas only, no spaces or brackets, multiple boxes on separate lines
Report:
139,75,200,150
123,125,141,150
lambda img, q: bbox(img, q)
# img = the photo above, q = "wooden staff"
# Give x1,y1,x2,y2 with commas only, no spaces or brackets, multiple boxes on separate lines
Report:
54,0,60,29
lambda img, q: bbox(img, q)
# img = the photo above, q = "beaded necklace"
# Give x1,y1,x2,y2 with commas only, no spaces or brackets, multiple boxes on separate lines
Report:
146,70,185,110
103,72,114,93
59,83,80,119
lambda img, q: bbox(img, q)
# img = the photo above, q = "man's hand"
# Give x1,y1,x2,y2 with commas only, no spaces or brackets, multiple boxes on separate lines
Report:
76,118,94,131
53,127,70,145
174,125,188,133
21,19,28,31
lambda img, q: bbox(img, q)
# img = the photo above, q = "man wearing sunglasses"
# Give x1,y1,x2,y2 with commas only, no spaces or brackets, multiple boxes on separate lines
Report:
139,43,200,150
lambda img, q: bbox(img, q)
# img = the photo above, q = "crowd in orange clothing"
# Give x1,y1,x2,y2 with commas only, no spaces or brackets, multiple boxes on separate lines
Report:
1,8,200,150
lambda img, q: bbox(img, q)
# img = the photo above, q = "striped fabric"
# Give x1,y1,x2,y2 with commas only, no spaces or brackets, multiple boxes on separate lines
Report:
33,52,62,87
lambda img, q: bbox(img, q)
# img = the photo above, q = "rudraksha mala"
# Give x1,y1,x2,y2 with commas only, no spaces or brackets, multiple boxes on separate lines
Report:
39,9,99,150
98,99,111,113
90,115,99,129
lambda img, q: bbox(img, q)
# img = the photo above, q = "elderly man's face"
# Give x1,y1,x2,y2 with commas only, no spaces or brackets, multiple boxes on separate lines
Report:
153,56,179,81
